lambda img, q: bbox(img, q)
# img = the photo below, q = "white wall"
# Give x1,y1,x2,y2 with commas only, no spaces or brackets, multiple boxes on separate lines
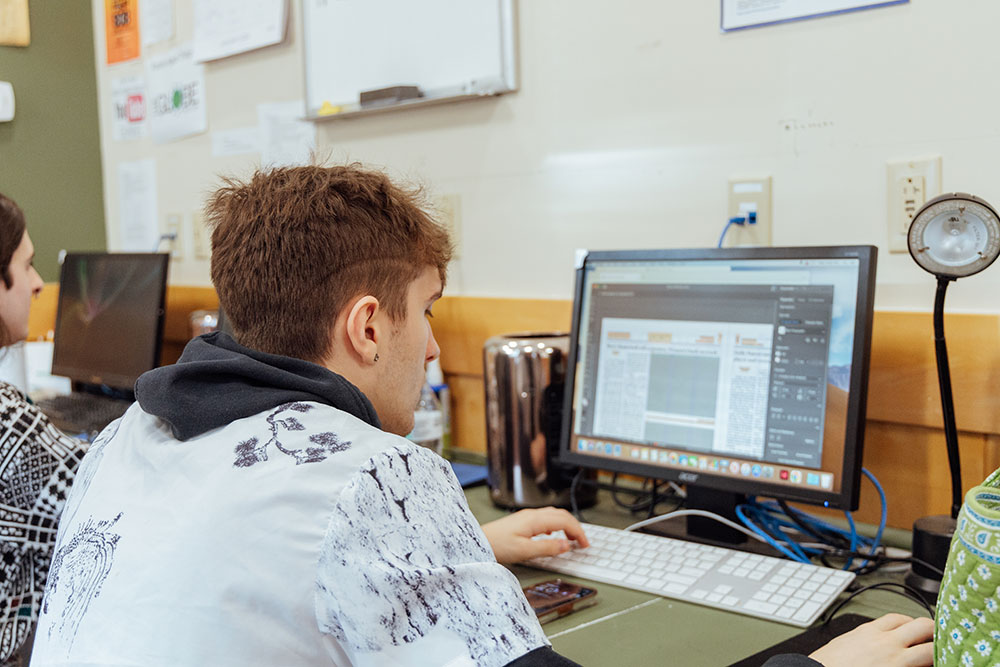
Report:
92,0,1000,312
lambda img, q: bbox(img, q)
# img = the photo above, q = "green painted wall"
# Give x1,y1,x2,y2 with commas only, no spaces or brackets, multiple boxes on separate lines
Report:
0,1,105,282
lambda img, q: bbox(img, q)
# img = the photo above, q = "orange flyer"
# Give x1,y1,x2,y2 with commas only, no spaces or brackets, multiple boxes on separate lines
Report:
105,0,140,64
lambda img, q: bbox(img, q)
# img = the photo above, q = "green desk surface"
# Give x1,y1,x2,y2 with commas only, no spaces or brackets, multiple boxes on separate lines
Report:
465,486,928,666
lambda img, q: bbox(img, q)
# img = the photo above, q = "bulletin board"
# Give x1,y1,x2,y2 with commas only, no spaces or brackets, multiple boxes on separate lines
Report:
301,0,517,119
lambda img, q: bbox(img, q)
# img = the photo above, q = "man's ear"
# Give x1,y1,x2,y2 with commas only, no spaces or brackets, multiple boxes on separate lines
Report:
343,295,382,365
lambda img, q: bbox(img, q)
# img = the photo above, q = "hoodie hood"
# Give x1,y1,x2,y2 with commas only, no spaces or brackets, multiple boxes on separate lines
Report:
135,332,381,441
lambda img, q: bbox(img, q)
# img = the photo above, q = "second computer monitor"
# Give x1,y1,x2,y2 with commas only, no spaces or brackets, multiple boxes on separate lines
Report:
51,253,169,390
560,246,877,516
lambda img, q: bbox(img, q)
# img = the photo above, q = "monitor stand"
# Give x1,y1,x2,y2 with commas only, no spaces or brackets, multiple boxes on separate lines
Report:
638,487,784,557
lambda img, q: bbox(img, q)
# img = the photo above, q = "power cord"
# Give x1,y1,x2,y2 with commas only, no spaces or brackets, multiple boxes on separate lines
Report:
822,582,934,623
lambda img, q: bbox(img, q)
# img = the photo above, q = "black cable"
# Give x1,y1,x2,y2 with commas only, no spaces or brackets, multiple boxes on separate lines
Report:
609,473,654,511
813,545,946,578
570,468,585,522
822,582,934,624
776,499,852,550
607,473,683,515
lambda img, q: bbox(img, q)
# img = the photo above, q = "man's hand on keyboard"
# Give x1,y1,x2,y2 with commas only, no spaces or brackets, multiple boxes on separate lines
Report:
807,613,933,667
481,507,590,565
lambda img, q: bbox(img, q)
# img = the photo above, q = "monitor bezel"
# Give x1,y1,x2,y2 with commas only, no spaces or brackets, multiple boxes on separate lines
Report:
558,245,877,511
50,252,170,390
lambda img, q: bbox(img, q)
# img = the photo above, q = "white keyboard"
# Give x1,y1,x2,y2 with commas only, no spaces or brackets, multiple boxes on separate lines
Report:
526,523,854,627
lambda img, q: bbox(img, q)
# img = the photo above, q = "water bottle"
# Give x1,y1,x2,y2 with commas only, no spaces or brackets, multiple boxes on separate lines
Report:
425,359,451,454
408,382,444,455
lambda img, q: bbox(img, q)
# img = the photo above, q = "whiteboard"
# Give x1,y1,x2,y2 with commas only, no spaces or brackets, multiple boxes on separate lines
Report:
302,0,517,118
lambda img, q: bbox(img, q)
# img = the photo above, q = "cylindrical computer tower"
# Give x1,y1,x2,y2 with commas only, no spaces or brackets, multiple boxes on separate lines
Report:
483,333,596,510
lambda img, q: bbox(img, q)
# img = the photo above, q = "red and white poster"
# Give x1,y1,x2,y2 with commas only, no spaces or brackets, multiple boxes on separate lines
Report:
111,76,147,141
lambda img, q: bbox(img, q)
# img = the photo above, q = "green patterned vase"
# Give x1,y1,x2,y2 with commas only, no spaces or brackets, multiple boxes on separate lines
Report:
935,467,1000,666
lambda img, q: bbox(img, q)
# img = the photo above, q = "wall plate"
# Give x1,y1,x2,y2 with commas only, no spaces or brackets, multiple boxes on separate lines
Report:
0,82,14,122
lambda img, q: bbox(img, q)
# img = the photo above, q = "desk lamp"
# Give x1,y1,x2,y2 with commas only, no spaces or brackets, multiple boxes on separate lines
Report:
904,192,1000,600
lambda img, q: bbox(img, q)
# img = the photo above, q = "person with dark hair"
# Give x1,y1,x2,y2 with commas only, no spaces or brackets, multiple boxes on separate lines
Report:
30,166,931,666
0,194,87,666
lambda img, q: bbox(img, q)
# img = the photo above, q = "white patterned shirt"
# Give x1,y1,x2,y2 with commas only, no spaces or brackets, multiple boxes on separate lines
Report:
31,400,549,666
0,383,86,663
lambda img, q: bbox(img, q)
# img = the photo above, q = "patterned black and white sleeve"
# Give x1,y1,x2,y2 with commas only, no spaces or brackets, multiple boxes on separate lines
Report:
314,443,553,667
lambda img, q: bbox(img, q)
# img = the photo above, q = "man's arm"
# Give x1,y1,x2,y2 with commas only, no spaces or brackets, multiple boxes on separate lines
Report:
481,507,589,564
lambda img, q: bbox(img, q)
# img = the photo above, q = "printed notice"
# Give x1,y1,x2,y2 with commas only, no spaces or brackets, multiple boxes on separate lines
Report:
258,101,315,167
140,0,174,47
721,0,906,31
193,0,287,63
211,127,261,157
111,76,148,141
105,0,140,64
118,159,159,252
146,44,207,143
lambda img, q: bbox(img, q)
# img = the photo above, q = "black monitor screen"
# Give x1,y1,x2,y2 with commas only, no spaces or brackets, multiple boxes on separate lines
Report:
560,246,876,512
51,253,169,390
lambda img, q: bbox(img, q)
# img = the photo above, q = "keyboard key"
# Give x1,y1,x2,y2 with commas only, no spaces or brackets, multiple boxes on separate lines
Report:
744,600,779,615
794,602,822,622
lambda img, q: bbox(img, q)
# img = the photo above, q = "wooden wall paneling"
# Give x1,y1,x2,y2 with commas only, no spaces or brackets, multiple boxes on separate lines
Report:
868,311,1000,435
433,296,572,377
27,283,59,341
448,374,488,455
986,435,1000,480
850,421,986,529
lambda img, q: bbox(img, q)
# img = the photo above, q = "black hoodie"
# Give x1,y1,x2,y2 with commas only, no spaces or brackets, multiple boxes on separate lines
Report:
135,332,380,441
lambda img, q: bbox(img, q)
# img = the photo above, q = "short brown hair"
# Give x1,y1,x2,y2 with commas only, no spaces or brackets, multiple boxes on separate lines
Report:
206,164,452,362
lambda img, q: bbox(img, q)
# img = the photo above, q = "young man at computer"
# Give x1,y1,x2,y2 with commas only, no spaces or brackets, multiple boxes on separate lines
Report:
30,166,932,666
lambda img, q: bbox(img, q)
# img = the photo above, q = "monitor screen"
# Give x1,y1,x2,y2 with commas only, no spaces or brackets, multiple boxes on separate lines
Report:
559,246,876,514
51,253,169,390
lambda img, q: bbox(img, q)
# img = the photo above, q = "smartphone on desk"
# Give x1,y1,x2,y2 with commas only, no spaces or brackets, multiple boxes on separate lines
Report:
523,579,598,624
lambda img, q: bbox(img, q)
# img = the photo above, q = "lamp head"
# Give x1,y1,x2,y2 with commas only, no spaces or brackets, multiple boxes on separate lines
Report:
908,193,1000,279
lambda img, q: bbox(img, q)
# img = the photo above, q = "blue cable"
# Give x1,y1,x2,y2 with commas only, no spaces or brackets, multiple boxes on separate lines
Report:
843,510,858,570
735,502,810,563
734,468,888,570
717,216,745,248
857,467,887,567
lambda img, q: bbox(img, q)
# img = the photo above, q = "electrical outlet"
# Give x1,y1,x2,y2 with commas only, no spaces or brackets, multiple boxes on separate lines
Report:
887,156,941,253
433,193,462,258
165,213,182,259
726,177,772,247
192,211,211,260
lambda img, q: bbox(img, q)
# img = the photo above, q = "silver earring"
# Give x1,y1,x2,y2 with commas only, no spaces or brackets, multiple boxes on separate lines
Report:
374,353,379,363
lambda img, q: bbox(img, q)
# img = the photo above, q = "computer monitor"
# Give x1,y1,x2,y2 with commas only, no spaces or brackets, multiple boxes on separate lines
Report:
51,253,169,392
559,246,877,547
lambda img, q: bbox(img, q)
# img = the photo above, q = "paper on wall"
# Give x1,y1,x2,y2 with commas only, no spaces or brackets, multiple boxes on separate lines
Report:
720,0,907,30
0,0,30,47
105,0,140,64
146,44,207,143
258,101,315,168
118,159,159,251
111,75,148,141
192,0,287,63
211,127,261,157
140,0,174,47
